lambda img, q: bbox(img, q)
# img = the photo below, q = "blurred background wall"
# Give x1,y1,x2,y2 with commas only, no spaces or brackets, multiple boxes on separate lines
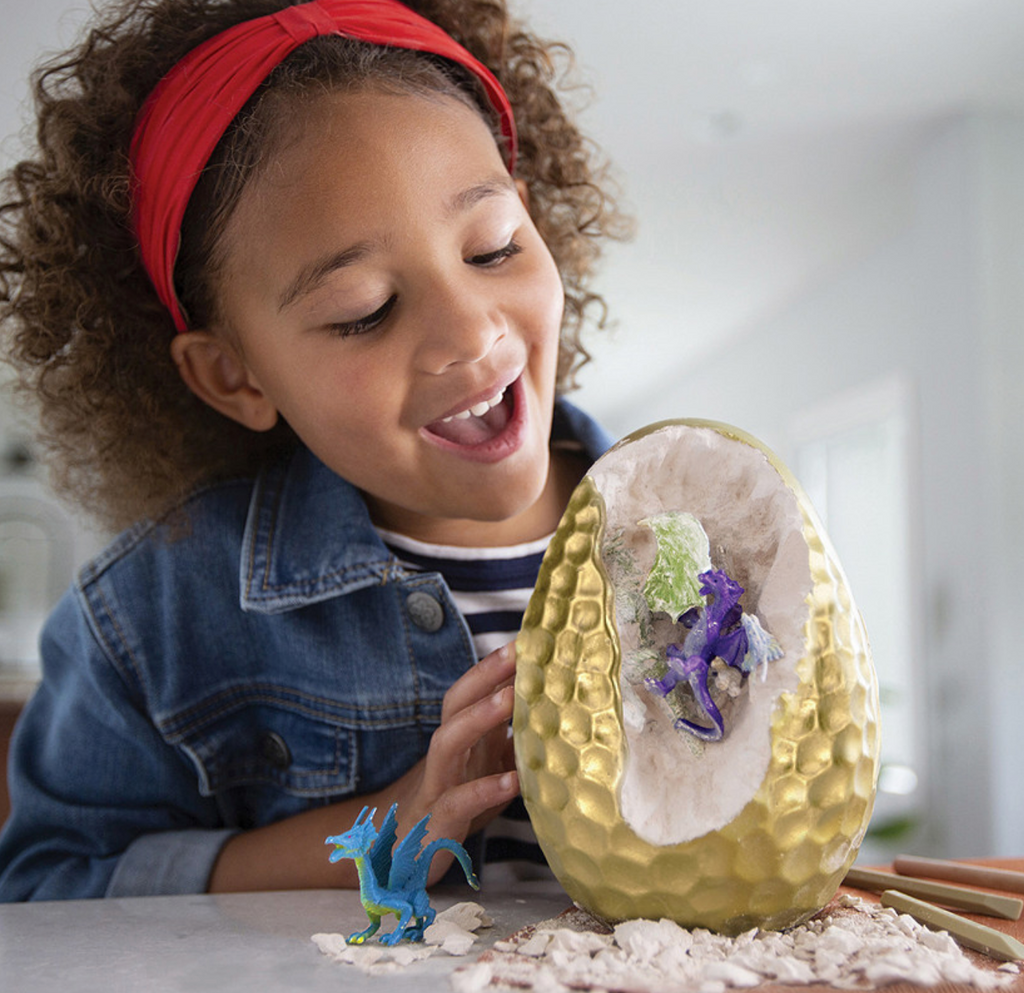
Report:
2,0,1023,859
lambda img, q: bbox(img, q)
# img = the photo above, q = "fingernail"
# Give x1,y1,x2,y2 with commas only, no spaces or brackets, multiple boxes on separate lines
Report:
499,771,518,791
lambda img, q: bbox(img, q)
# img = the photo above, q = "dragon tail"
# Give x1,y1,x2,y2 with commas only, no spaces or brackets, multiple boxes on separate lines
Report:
421,838,480,891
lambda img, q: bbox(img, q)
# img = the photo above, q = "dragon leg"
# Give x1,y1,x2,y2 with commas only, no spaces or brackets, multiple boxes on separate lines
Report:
644,643,689,697
644,672,679,696
715,626,749,670
348,912,382,945
379,901,416,946
672,657,725,741
404,906,436,943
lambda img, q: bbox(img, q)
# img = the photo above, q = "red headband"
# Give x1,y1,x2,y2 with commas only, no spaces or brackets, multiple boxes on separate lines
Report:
130,0,517,332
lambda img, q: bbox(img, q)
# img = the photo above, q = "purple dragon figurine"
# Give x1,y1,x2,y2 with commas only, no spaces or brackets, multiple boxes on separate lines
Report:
644,569,770,742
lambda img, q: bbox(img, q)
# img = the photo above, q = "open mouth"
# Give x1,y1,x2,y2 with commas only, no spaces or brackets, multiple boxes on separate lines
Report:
421,378,523,458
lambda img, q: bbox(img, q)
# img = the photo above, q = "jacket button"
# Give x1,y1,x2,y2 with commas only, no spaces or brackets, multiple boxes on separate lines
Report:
259,731,292,770
406,590,444,632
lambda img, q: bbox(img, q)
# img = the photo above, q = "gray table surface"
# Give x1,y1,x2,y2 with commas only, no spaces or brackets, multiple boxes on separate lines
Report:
0,882,574,992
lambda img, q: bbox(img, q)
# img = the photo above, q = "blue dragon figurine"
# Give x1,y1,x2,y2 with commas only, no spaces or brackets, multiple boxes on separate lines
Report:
645,568,781,742
325,803,479,945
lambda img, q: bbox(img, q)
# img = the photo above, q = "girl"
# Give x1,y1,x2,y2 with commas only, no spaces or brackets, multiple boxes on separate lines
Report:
0,0,626,900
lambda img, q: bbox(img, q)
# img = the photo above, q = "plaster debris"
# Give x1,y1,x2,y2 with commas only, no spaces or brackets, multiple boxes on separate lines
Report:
451,895,1019,992
312,901,492,975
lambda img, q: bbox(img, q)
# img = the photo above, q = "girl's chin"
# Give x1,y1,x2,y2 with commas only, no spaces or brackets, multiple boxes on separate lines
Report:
388,464,553,541
449,475,549,524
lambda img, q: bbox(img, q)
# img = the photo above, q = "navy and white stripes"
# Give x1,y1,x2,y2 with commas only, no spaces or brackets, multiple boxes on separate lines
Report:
377,529,552,659
375,526,556,879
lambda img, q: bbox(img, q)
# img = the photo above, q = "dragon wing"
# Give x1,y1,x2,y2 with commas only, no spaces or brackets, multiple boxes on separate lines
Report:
739,613,784,674
639,512,712,619
682,615,708,659
387,813,432,890
369,803,400,888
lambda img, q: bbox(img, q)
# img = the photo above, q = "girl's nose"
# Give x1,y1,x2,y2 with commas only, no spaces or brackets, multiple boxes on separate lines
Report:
414,283,507,374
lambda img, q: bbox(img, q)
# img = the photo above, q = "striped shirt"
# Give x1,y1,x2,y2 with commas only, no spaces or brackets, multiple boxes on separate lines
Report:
375,526,556,880
376,529,553,659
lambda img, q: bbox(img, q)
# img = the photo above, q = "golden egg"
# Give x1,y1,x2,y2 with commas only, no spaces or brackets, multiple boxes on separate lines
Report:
514,419,880,934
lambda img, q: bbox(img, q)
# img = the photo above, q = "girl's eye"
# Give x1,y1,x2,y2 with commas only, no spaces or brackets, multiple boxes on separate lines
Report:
327,296,396,338
467,239,523,268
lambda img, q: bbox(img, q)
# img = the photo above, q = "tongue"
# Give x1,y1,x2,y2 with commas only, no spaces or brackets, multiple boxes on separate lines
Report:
427,396,512,446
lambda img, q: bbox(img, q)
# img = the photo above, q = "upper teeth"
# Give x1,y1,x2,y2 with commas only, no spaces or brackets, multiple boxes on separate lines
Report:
442,389,506,422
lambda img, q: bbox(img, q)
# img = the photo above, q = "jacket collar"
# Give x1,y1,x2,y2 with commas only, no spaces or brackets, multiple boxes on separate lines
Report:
239,398,612,614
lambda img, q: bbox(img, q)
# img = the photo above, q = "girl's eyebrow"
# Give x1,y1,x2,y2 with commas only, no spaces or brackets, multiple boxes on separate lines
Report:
278,243,372,311
277,176,517,312
445,174,518,216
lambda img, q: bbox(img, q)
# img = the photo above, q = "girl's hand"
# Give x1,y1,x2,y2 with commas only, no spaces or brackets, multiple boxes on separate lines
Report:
301,641,519,887
208,642,520,892
388,642,520,881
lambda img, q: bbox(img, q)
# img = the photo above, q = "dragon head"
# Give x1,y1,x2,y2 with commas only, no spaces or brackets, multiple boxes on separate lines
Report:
698,569,744,607
325,805,379,863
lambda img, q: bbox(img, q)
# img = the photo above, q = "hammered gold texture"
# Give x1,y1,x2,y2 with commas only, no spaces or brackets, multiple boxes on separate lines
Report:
514,422,881,935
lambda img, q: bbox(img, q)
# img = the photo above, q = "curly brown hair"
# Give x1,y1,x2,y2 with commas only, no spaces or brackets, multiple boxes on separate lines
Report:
0,0,628,532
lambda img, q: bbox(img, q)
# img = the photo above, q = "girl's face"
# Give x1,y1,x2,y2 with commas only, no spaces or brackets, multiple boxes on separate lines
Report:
211,89,566,544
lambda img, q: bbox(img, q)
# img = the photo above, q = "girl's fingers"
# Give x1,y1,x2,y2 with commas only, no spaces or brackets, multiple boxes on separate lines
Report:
423,770,521,885
441,642,516,722
425,684,514,791
409,644,519,829
430,769,520,833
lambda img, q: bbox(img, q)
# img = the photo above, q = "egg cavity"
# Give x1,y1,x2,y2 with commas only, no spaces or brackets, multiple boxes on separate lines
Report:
592,424,812,847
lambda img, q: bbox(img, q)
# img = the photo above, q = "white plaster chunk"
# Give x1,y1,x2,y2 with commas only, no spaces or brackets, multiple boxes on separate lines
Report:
547,927,611,957
701,961,762,986
312,900,491,973
761,954,817,984
323,893,1020,990
531,966,571,993
442,934,476,957
390,943,432,966
613,917,691,958
310,932,348,960
467,896,1017,992
449,960,494,993
424,920,477,956
434,900,494,931
696,982,726,993
517,932,554,958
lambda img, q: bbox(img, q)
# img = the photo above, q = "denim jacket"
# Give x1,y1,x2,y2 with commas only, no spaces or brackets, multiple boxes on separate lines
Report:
0,400,611,901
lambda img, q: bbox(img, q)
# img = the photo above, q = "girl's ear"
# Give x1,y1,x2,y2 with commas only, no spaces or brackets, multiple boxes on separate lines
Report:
170,331,279,432
515,178,531,210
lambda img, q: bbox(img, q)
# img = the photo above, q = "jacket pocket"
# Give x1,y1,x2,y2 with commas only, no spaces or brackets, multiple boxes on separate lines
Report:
163,687,358,799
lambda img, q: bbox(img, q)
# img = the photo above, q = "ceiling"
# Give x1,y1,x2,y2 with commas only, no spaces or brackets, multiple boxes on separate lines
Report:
523,0,1024,154
516,1,1024,420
